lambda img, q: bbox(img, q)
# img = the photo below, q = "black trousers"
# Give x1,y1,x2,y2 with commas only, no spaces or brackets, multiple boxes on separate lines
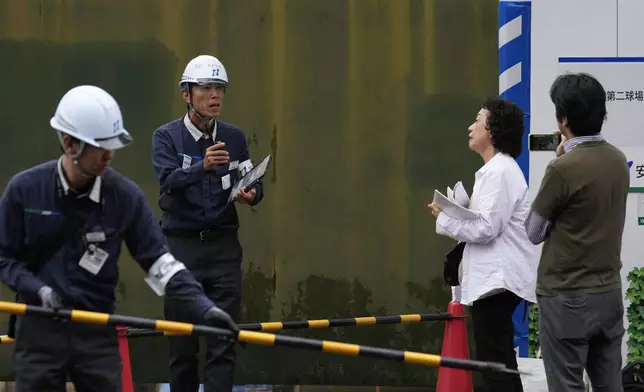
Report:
470,290,524,392
13,314,121,392
164,232,243,392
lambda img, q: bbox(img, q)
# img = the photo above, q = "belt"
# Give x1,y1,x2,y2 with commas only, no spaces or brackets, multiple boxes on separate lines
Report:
163,227,237,242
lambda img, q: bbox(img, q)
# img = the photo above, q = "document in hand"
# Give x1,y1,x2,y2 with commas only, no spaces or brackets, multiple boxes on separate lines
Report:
228,155,272,203
433,181,479,220
450,181,470,208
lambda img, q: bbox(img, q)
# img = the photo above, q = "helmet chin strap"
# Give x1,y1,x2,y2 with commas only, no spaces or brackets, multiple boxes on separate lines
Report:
189,103,215,134
184,83,216,134
58,134,97,179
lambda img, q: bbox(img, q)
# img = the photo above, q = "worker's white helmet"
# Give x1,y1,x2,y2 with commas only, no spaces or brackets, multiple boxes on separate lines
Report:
179,55,228,88
50,85,132,150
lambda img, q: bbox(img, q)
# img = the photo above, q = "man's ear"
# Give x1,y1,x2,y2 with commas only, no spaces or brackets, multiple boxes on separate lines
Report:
181,89,191,105
560,117,568,128
63,134,81,155
62,134,73,154
559,117,575,140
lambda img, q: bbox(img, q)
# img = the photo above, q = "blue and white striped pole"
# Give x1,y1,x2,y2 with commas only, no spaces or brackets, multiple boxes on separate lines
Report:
498,0,532,359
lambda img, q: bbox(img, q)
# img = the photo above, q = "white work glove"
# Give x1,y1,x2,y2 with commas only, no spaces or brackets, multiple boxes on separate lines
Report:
37,286,63,309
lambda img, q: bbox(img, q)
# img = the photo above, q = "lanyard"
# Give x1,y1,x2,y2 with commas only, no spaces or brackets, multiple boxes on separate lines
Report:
54,172,107,253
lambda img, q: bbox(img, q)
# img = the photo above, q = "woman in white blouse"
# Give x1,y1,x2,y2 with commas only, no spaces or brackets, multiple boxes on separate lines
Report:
428,98,538,392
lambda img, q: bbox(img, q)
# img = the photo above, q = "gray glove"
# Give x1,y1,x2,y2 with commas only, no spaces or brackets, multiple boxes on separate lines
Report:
203,306,238,333
37,286,63,309
203,306,244,347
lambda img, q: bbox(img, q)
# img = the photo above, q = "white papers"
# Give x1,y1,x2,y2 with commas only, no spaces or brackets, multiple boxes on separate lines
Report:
227,155,272,203
432,181,479,220
452,181,470,208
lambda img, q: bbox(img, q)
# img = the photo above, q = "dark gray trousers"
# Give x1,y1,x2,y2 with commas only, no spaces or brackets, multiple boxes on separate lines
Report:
538,288,625,392
164,232,243,392
13,314,121,392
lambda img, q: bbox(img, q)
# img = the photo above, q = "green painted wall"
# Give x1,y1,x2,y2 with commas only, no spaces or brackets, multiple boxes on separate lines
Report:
0,0,498,387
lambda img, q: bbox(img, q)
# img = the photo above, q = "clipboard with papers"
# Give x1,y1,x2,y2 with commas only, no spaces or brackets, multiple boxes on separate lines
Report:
227,154,272,203
432,181,479,220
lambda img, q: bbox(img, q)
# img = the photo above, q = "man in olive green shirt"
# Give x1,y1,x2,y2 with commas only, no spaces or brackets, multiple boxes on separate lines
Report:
524,72,629,392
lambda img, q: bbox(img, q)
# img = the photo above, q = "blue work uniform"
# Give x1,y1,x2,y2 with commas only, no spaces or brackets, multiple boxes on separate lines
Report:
152,115,264,392
0,157,215,392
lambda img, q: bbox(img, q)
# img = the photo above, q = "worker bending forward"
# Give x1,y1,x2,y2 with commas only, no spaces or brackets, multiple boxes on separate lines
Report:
0,85,236,392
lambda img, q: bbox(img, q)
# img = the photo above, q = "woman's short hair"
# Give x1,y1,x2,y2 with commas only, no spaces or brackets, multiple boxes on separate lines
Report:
483,98,525,159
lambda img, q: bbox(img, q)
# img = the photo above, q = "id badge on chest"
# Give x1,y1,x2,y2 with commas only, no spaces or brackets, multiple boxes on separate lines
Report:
79,244,109,275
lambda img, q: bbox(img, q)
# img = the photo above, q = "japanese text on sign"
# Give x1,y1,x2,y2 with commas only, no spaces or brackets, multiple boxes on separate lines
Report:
606,90,644,102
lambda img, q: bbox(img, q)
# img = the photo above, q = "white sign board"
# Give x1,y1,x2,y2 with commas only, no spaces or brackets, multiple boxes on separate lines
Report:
558,59,644,191
528,0,644,362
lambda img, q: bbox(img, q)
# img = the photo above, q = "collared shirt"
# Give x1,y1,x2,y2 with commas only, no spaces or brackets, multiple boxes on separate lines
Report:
435,153,539,305
56,157,101,203
524,133,605,244
183,114,217,142
563,133,604,153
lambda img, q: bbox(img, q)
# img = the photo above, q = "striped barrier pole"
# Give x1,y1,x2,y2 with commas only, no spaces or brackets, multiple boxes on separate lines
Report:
1,312,462,340
0,301,524,375
0,335,14,344
240,312,461,331
122,312,463,338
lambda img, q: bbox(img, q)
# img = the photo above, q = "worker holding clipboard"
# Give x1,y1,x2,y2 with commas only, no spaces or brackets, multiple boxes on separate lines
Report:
151,54,267,392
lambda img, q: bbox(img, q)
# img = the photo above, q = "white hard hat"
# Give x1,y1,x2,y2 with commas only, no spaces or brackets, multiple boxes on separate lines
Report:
179,55,228,88
50,85,132,150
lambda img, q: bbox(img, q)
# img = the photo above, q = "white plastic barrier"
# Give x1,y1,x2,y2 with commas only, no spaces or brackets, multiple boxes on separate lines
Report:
518,349,593,392
518,358,548,392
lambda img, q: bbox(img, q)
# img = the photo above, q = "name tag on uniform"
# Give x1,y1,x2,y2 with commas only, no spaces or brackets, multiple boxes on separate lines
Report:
85,231,106,242
182,154,192,169
229,160,239,171
239,159,254,177
79,245,109,275
222,174,231,190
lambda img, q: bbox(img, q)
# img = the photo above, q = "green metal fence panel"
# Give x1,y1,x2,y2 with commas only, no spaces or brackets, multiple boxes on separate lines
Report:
0,0,497,387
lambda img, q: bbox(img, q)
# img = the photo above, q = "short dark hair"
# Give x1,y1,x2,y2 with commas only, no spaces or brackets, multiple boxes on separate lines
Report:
549,72,607,137
482,98,524,159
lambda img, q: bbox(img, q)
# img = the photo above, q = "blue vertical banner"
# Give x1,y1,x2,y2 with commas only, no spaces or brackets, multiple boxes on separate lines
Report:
498,0,532,358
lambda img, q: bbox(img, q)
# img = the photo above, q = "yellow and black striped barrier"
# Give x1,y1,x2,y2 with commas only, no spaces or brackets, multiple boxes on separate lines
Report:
240,312,460,331
0,301,523,375
123,312,463,338
0,335,14,344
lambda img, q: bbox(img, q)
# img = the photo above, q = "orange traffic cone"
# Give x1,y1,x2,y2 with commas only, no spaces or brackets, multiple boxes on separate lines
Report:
436,291,473,392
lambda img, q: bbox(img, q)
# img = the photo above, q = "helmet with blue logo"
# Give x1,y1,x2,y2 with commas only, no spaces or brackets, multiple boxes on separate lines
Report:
50,85,132,151
179,55,229,89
